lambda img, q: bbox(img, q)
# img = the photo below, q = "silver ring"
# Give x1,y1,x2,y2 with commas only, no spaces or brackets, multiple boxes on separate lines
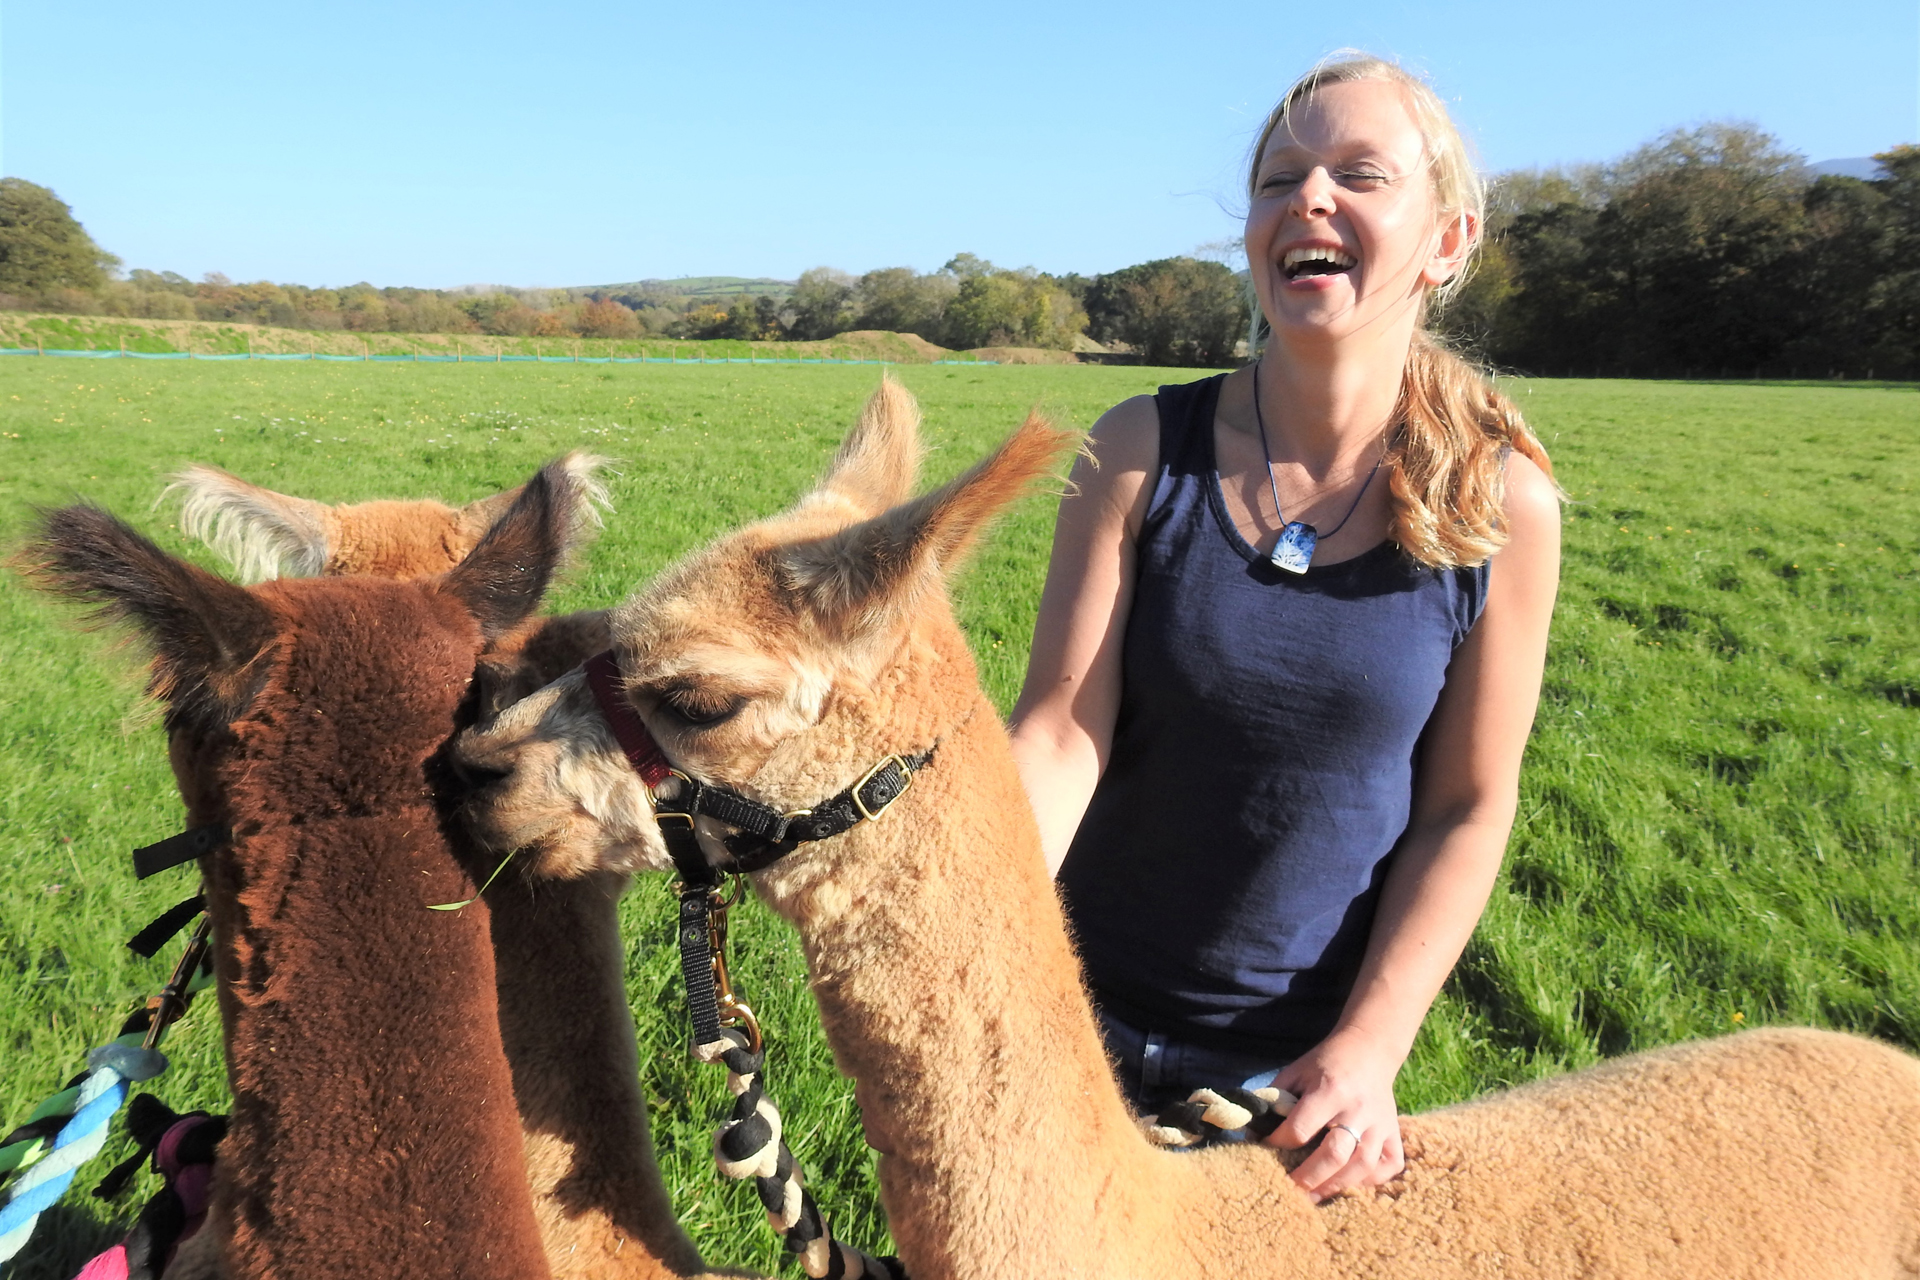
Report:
1327,1122,1362,1146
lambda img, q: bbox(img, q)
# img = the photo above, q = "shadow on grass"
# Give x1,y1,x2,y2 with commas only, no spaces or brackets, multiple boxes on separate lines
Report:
2,1201,126,1280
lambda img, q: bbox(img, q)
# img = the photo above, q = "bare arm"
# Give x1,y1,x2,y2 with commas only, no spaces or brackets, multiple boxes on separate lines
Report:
1007,395,1159,874
1273,453,1562,1201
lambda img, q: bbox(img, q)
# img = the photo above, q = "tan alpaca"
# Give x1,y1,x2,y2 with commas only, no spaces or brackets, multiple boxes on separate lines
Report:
165,460,703,1280
169,454,610,581
454,380,1920,1280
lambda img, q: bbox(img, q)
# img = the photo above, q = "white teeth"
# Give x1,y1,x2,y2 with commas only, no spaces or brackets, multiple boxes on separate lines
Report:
1283,246,1357,271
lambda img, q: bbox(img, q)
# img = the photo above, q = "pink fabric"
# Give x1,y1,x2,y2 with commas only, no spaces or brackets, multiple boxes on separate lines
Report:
156,1116,216,1263
67,1115,221,1280
154,1119,214,1223
70,1244,130,1280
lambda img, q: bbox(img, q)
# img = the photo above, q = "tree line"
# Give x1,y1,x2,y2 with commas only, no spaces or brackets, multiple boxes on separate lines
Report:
1,121,1913,374
1437,127,1918,380
0,180,1249,363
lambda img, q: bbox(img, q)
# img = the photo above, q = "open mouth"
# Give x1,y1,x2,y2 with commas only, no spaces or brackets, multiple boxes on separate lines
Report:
1283,246,1357,279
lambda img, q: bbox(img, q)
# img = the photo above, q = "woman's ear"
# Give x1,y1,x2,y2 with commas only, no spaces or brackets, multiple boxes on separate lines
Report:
1425,209,1477,289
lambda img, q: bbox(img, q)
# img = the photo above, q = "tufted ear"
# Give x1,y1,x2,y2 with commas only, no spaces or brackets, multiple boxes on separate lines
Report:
457,451,611,549
803,376,923,518
170,452,611,582
783,411,1076,636
166,464,332,582
436,457,582,641
24,505,277,725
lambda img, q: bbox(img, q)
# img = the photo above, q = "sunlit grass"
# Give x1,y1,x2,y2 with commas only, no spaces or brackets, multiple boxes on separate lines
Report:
0,362,1914,1274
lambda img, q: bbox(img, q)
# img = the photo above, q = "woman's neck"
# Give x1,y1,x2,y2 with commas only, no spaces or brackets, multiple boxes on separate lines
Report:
1252,320,1414,476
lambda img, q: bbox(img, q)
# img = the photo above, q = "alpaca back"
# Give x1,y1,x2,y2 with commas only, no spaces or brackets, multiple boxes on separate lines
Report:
1302,1028,1920,1279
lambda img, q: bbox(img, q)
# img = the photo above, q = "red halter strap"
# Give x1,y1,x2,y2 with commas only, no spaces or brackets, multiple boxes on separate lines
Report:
583,649,674,791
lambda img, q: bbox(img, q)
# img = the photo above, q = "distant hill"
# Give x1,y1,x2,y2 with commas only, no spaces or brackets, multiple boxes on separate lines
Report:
1803,157,1886,181
577,275,794,301
446,276,795,304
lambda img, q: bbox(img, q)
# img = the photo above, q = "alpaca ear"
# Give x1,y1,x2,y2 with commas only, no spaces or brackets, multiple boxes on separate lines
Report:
24,505,276,722
784,412,1076,634
460,451,612,551
806,377,923,517
437,456,581,640
166,465,332,582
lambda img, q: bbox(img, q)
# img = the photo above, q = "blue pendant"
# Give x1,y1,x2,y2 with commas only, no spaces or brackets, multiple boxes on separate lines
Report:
1270,521,1317,574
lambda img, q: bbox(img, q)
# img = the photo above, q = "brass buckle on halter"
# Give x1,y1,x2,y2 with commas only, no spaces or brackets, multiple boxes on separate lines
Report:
705,876,763,1054
852,755,913,822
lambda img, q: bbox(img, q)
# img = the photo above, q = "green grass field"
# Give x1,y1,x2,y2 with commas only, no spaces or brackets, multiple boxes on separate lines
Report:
0,361,1915,1275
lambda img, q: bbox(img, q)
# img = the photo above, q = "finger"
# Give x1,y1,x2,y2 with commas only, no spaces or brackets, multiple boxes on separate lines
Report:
1311,1140,1382,1200
1288,1126,1360,1195
1270,1091,1336,1149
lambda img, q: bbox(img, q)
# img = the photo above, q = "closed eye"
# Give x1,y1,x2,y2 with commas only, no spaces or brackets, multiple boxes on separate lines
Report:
655,685,745,727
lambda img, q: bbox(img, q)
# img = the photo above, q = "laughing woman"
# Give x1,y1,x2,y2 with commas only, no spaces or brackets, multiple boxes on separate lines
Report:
1008,55,1561,1204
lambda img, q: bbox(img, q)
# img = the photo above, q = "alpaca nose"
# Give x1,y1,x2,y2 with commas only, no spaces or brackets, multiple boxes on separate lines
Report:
449,748,513,791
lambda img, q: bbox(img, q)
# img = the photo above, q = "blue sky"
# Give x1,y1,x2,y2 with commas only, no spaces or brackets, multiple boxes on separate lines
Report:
4,1,1915,288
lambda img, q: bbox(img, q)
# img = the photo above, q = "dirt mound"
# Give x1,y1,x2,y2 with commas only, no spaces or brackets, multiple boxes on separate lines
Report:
967,346,1081,365
830,330,953,362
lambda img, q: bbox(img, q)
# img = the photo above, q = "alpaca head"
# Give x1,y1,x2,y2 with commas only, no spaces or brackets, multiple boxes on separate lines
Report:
27,458,589,845
167,451,609,582
452,377,1075,883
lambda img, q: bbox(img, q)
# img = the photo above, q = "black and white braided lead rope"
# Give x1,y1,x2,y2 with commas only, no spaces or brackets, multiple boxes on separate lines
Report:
1141,1083,1301,1149
698,1028,906,1280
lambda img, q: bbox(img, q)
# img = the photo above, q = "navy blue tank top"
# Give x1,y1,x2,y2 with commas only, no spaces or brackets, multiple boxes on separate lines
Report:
1057,374,1489,1058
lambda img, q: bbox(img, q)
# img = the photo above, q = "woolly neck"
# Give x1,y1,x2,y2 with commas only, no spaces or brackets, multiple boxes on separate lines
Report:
749,619,1322,1279
189,595,551,1279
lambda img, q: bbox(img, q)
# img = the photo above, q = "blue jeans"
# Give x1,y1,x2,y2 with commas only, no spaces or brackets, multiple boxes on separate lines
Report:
1095,1008,1290,1119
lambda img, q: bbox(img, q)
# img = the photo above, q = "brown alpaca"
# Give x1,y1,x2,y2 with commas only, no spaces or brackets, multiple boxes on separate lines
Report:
24,467,608,1278
454,380,1920,1280
165,462,702,1280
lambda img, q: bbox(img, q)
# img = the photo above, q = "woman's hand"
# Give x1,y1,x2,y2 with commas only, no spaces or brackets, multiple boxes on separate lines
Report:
1265,1027,1405,1203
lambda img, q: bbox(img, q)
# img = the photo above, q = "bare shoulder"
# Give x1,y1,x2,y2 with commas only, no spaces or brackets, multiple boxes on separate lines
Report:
1085,393,1161,470
1487,452,1561,607
1502,453,1562,543
1071,394,1161,535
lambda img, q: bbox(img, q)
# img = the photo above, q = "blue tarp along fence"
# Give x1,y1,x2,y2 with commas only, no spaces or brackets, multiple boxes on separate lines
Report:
0,347,996,366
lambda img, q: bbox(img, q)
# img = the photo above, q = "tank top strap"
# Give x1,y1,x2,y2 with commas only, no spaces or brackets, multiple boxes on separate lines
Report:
1144,374,1229,522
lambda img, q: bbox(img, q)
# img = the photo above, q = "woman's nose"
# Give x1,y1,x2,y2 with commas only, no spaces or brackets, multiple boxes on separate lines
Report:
1291,167,1336,219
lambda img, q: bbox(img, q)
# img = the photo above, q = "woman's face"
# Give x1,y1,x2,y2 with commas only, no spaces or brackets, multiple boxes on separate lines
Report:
1244,79,1470,350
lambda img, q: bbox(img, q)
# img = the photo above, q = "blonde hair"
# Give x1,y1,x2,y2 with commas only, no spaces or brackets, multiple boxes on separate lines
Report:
1248,53,1555,569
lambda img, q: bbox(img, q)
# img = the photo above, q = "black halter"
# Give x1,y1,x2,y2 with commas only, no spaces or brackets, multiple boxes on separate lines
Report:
583,649,932,882
583,649,934,1044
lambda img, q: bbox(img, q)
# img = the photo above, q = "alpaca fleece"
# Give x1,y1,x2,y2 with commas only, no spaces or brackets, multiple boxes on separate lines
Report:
195,578,553,1279
166,460,701,1279
457,379,1920,1280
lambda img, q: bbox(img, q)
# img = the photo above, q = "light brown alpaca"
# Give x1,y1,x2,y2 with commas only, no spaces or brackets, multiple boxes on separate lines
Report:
455,380,1920,1280
169,459,615,707
170,456,608,581
25,469,598,1279
166,462,702,1280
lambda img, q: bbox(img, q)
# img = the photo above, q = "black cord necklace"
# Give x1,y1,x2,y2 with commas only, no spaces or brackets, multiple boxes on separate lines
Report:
1250,359,1383,574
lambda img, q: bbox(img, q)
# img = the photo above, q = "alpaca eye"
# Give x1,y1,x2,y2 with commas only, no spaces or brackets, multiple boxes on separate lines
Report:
657,686,743,727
